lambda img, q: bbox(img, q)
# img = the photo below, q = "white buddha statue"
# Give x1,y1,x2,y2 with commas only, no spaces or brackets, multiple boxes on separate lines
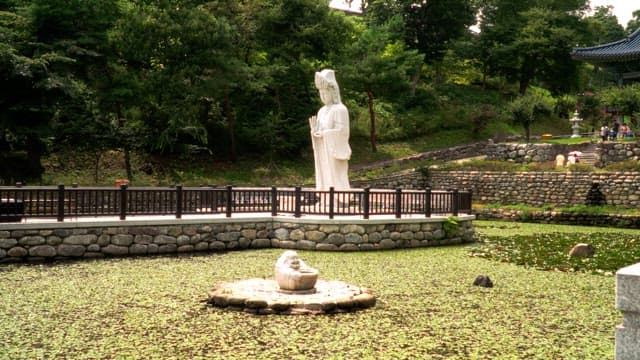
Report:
309,69,351,191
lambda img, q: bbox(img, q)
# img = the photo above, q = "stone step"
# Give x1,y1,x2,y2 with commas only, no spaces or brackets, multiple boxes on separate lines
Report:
578,153,596,165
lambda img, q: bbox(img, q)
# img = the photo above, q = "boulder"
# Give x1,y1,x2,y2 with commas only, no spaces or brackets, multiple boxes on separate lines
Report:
569,243,594,257
473,275,494,288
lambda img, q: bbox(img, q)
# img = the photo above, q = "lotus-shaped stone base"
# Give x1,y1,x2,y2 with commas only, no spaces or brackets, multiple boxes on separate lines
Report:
276,268,319,293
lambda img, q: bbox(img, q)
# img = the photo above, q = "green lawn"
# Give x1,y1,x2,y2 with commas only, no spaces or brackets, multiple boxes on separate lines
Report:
0,226,622,360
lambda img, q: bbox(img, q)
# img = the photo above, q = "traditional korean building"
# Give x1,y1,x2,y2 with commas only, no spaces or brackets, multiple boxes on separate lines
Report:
572,28,640,86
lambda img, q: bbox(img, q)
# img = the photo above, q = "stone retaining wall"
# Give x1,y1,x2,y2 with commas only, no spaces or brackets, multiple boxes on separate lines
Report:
596,141,640,167
429,171,640,208
353,169,640,209
0,216,475,263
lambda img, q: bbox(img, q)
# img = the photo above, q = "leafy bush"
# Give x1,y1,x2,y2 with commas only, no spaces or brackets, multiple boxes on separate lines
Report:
565,162,595,172
603,159,640,172
436,159,521,172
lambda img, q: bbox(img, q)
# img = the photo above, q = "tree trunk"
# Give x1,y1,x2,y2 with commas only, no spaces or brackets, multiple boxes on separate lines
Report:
482,62,488,90
93,151,102,184
410,62,421,96
115,102,133,181
225,93,237,162
124,149,132,180
434,62,443,85
367,89,377,153
519,77,530,95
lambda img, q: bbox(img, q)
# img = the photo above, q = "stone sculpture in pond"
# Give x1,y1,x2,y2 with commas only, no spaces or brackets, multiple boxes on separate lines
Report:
207,250,375,315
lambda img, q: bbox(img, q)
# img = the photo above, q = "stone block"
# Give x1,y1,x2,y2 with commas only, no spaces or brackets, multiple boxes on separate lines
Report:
130,244,148,255
195,242,210,251
29,245,57,257
57,244,86,257
296,240,316,250
274,228,289,241
289,229,305,241
241,229,257,240
177,235,191,246
251,238,272,248
344,233,363,244
19,236,45,246
154,235,177,244
306,231,326,242
209,241,226,250
616,262,640,359
0,238,18,249
102,245,129,256
64,235,97,245
111,234,133,246
178,245,194,253
158,244,177,253
315,243,338,251
7,247,27,257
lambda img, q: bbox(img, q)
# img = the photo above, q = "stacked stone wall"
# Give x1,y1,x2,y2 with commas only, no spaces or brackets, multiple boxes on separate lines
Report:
429,171,640,208
354,169,640,209
0,216,475,263
596,141,640,167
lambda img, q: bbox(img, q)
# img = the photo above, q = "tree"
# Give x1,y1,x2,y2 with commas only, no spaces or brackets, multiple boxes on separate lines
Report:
0,1,89,183
244,0,352,158
585,6,625,44
601,84,640,118
627,10,640,34
109,1,238,157
477,0,588,95
339,16,423,152
364,0,475,83
505,87,555,142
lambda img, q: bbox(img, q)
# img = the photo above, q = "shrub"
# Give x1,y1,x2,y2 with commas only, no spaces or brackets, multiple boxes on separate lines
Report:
603,159,640,172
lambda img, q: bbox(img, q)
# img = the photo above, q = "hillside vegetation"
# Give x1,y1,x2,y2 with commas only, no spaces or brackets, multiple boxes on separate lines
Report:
4,1,640,187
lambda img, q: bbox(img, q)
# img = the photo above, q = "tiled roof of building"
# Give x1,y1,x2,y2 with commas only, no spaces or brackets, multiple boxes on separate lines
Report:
572,28,640,62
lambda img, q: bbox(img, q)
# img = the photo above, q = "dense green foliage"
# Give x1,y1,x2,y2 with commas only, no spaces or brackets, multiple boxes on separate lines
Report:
2,0,640,185
0,244,618,359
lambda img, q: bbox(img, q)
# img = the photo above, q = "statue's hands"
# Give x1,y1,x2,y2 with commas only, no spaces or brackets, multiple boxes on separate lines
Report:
308,115,317,129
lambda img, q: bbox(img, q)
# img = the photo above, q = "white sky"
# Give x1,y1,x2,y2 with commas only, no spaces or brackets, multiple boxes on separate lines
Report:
330,1,638,28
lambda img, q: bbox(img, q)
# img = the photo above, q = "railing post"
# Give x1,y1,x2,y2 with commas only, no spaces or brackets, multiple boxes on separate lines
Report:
452,189,459,216
329,187,335,219
363,187,370,219
425,187,431,218
294,186,302,218
209,185,217,214
225,185,233,218
57,184,65,222
395,188,402,218
119,184,127,220
176,185,182,219
271,186,278,216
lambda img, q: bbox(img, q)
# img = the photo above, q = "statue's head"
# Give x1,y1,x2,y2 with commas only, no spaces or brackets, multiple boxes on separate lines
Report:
276,250,302,270
315,69,341,105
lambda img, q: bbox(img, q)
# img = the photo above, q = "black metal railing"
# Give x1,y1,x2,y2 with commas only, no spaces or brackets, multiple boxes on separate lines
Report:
0,185,472,222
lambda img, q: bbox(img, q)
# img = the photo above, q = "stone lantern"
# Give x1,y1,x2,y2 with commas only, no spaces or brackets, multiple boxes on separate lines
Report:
570,110,583,138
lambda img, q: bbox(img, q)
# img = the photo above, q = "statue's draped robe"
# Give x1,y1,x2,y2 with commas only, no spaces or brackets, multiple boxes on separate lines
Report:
311,103,351,191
